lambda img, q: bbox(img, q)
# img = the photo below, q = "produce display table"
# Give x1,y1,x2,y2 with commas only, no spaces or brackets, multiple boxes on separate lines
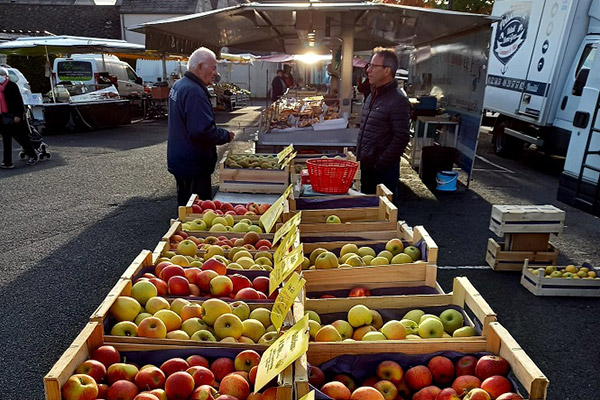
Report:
255,128,359,153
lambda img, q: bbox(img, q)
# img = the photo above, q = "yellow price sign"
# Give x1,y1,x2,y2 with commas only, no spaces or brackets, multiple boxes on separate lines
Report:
273,226,299,264
280,151,297,169
298,391,315,400
270,244,304,295
277,144,294,163
259,197,285,234
273,211,302,245
254,314,310,393
282,184,293,200
271,272,306,331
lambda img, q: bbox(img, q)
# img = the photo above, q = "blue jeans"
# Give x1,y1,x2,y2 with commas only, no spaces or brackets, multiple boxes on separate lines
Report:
360,164,399,205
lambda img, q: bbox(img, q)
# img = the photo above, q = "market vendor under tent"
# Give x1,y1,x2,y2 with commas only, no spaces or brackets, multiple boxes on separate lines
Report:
167,47,234,205
356,47,410,205
271,69,287,102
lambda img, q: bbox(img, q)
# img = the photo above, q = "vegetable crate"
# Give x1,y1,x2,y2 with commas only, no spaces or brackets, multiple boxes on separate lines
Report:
44,322,294,400
218,151,291,194
288,183,392,211
89,278,292,347
486,238,558,271
489,204,565,236
301,276,497,347
303,263,443,300
294,322,548,400
302,222,438,267
520,260,600,297
283,195,397,234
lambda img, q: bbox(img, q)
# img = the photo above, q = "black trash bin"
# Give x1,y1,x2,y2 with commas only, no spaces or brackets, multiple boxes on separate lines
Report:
420,146,457,189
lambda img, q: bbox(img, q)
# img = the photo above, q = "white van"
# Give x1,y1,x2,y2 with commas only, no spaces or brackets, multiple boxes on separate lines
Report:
53,54,144,98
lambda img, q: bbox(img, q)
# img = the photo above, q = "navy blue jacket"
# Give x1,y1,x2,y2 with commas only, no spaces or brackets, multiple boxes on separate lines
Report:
168,71,230,178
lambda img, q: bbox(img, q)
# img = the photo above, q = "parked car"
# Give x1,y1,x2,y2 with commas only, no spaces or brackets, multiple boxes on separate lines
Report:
53,54,144,98
0,63,33,100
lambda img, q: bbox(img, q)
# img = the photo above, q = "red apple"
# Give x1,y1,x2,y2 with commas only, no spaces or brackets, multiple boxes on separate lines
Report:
235,287,261,300
219,373,250,400
333,374,357,391
350,386,385,400
452,375,481,397
394,379,411,399
428,356,455,386
168,276,191,296
437,387,461,400
262,387,278,400
185,267,202,284
191,385,218,400
456,356,478,377
213,200,222,209
481,375,513,399
160,358,189,377
161,265,186,282
148,389,168,400
97,383,109,399
230,274,252,294
209,275,233,297
107,380,138,400
255,239,272,249
210,357,235,382
463,388,492,400
374,380,398,400
348,286,371,297
475,356,510,380
154,262,172,279
201,200,216,210
192,204,203,213
404,365,433,392
376,360,403,383
107,363,139,384
249,366,258,385
321,381,352,399
61,374,98,400
412,385,441,400
189,283,201,296
258,203,270,214
252,276,270,294
234,350,261,372
76,359,107,383
197,270,219,293
165,371,195,400
496,393,524,400
259,291,269,300
202,259,227,275
133,393,160,400
363,377,378,387
134,366,166,391
215,395,238,400
187,366,215,387
91,345,121,369
308,365,325,389
187,355,210,368
149,278,168,296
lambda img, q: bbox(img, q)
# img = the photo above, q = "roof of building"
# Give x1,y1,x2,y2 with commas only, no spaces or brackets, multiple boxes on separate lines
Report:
119,0,201,14
0,4,121,39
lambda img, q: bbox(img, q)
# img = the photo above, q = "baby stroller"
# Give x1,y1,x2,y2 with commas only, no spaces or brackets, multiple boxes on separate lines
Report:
19,106,51,161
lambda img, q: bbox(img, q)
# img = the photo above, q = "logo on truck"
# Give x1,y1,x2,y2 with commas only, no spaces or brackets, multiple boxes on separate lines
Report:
493,6,530,74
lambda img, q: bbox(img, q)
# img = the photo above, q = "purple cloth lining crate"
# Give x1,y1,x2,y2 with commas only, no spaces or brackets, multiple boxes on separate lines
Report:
294,196,380,210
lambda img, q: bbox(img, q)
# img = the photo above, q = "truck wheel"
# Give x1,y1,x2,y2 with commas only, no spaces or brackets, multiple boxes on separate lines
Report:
492,121,524,158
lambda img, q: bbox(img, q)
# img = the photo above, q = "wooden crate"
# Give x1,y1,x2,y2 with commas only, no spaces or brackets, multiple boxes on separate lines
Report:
178,193,278,224
282,195,397,234
302,276,497,342
44,322,293,400
520,260,600,297
486,238,559,271
302,222,438,267
490,204,565,236
120,250,154,281
89,279,291,347
303,263,443,299
288,183,392,211
294,322,548,400
219,152,290,194
164,219,275,243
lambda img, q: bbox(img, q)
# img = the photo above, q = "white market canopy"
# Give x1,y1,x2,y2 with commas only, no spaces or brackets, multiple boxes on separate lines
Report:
129,1,496,55
0,35,145,56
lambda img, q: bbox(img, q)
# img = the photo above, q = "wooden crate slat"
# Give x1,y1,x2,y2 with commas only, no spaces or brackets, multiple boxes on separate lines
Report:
520,262,600,297
490,204,565,236
120,250,154,281
486,238,559,271
219,182,288,194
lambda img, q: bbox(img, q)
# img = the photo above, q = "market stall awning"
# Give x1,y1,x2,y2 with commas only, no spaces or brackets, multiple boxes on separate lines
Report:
129,2,496,54
0,35,145,56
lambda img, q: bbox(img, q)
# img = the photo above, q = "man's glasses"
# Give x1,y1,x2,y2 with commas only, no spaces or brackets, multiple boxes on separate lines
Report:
365,63,388,70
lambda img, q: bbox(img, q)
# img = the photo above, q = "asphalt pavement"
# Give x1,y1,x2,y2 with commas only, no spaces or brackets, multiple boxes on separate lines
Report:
0,106,598,400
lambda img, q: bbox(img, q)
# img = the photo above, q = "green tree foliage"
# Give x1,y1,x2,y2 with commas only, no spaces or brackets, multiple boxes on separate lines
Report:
7,54,56,94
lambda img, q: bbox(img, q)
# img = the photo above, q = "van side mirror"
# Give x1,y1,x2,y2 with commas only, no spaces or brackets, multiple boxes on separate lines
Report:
572,68,590,96
135,77,143,85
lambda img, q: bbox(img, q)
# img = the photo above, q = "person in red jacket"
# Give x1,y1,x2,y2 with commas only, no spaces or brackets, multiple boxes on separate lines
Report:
0,67,38,169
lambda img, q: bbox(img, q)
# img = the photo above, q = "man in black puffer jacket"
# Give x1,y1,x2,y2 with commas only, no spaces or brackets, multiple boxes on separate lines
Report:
356,48,410,204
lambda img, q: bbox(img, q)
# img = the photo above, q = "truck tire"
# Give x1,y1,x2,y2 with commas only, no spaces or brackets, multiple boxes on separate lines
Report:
492,120,524,158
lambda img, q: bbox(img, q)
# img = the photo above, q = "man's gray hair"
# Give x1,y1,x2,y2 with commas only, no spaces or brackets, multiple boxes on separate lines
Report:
188,47,217,71
0,67,8,76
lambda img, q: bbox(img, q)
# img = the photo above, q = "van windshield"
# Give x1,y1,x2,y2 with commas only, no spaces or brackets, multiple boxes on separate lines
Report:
57,61,93,81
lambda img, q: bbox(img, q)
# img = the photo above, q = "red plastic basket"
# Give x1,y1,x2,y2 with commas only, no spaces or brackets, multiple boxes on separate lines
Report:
306,158,359,194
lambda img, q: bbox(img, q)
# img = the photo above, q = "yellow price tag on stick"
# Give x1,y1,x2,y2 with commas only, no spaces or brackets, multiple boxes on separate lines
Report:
259,197,285,234
282,184,293,200
280,151,297,169
298,391,315,400
254,314,310,393
273,227,299,264
271,272,306,331
270,244,304,295
273,211,302,245
277,144,294,163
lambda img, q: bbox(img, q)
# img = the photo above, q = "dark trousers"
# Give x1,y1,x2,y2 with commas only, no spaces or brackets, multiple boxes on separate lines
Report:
360,164,400,205
1,119,36,165
175,174,212,206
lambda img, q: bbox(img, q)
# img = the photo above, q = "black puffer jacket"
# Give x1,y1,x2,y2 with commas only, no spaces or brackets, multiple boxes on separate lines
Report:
356,80,410,171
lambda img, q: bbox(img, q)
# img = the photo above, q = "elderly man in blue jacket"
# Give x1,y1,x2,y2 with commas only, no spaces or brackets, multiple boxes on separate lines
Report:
168,47,234,205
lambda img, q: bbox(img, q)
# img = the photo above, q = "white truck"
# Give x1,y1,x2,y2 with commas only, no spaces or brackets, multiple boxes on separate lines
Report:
484,0,600,215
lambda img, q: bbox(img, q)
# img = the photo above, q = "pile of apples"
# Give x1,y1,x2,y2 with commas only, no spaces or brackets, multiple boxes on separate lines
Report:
135,256,278,300
305,239,422,270
109,295,279,345
306,306,476,342
169,231,273,254
62,345,278,400
528,264,599,279
192,199,270,216
182,211,266,233
308,355,523,400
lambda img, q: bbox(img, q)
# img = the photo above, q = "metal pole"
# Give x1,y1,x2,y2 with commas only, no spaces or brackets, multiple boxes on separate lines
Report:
266,68,269,108
45,46,56,103
161,54,168,83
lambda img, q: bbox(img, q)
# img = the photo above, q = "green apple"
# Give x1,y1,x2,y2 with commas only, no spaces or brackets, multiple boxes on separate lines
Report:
418,318,444,338
326,215,342,224
190,330,217,342
363,255,375,265
232,222,250,232
370,256,390,266
358,247,376,258
391,253,413,265
214,313,243,340
315,251,339,269
419,314,441,324
230,301,251,320
224,214,235,227
345,255,366,267
181,317,209,337
308,320,321,340
134,312,152,326
306,310,321,324
370,310,384,329
340,243,359,257
439,309,464,335
110,296,141,322
202,210,218,227
258,331,279,345
201,298,232,326
402,309,425,323
131,281,158,307
309,248,328,265
177,239,199,257
209,223,228,232
249,308,271,328
385,238,404,255
549,271,563,278
189,219,207,231
247,225,263,233
377,250,394,262
332,320,354,340
110,321,138,336
362,331,387,341
347,305,373,327
380,320,406,340
452,326,476,337
403,246,422,261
